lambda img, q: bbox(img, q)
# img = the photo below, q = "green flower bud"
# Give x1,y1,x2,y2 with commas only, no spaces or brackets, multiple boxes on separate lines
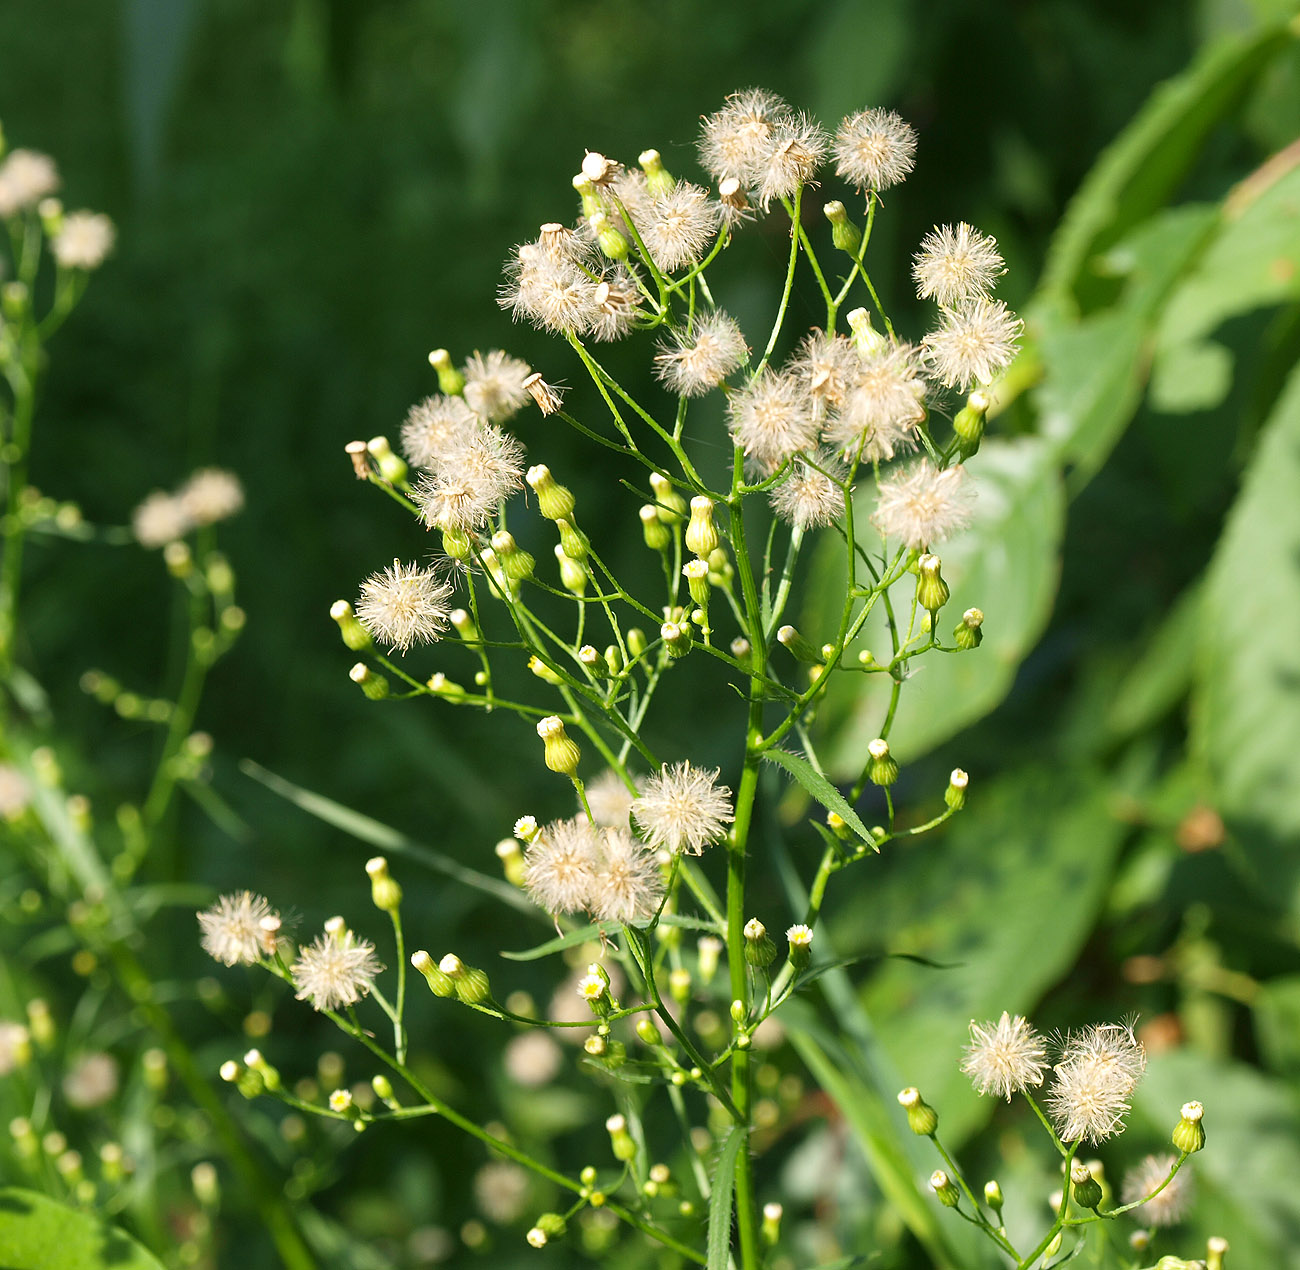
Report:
455,964,491,1005
639,148,674,196
953,607,983,650
366,435,408,487
683,558,711,608
1071,1160,1102,1210
1206,1235,1228,1270
945,768,969,810
427,348,466,396
706,546,733,587
640,504,671,551
495,837,525,887
528,655,564,686
983,1179,1003,1213
761,1201,783,1246
349,663,389,701
555,516,587,561
329,599,371,651
635,1018,662,1046
916,554,950,614
588,211,629,261
743,918,776,968
929,1169,959,1208
371,1074,398,1108
661,621,691,659
867,738,899,787
365,856,402,913
823,200,861,255
491,530,535,586
685,496,718,559
626,628,647,658
426,671,466,700
1173,1100,1205,1154
410,949,455,997
697,936,723,984
897,1087,938,1136
953,389,988,459
785,924,813,971
777,624,821,663
525,464,576,521
605,1113,636,1162
441,526,474,562
650,472,687,523
848,307,886,357
526,1211,567,1248
243,1048,281,1093
537,716,581,776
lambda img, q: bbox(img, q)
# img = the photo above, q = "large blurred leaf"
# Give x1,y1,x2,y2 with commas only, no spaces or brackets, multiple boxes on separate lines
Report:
0,1189,165,1270
1191,359,1300,910
843,766,1125,1144
1037,19,1295,312
819,438,1064,771
1133,1051,1300,1267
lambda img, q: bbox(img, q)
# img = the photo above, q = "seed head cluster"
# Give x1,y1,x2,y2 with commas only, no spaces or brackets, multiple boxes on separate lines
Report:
355,559,453,651
522,817,665,924
132,468,244,548
872,461,973,548
1047,1022,1147,1145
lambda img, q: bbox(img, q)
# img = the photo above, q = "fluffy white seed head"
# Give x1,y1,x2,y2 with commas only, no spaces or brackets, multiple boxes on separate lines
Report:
871,461,973,549
960,1012,1049,1100
132,491,192,548
824,343,927,461
633,181,719,272
922,298,1023,391
355,560,453,652
1047,1022,1147,1145
198,892,279,966
0,149,60,216
1120,1153,1193,1227
698,88,790,186
654,311,749,397
400,394,478,469
631,761,735,856
769,451,847,530
462,350,533,423
755,112,829,209
291,926,382,1012
584,768,639,828
792,330,858,420
833,108,917,191
522,817,599,916
413,424,525,534
913,223,1006,306
178,469,244,526
727,369,819,470
51,210,115,270
587,268,641,342
588,827,665,925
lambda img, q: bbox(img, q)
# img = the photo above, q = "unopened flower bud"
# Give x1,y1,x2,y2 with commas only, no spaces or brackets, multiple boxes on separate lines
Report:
638,148,674,196
372,1074,398,1108
330,599,371,650
244,1048,281,1093
495,838,525,886
491,530,535,586
588,210,629,261
427,348,466,396
953,389,988,457
605,1113,636,1161
916,554,950,614
537,716,580,776
697,935,723,984
640,505,671,551
743,918,776,968
823,200,861,255
684,496,718,559
776,624,821,663
867,738,899,787
761,1201,783,1245
983,1179,1003,1213
1173,1100,1205,1154
635,1018,662,1046
929,1169,959,1208
626,628,647,658
785,924,813,971
848,307,886,357
1206,1235,1228,1270
584,1032,607,1056
897,1087,938,1136
1071,1159,1102,1210
661,621,691,659
526,465,575,521
526,1211,567,1248
366,435,408,487
411,949,455,997
528,655,564,686
449,959,490,1005
350,663,389,700
441,526,474,561
954,607,983,650
650,473,687,523
945,768,969,810
683,558,710,608
365,856,402,913
555,517,587,561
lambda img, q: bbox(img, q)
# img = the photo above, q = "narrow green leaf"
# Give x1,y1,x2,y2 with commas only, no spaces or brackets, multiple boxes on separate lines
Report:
502,923,616,961
0,1189,166,1270
762,747,875,846
706,1126,744,1270
240,759,539,918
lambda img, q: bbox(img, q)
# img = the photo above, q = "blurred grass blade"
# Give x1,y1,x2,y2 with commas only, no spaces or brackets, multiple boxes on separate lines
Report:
240,759,538,917
706,1125,744,1270
762,747,875,845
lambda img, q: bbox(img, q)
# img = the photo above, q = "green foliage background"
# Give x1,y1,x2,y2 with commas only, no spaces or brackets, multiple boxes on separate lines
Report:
3,0,1300,1266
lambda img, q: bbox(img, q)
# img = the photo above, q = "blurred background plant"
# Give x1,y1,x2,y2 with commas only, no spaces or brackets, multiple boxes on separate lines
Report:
1,1,1299,1267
